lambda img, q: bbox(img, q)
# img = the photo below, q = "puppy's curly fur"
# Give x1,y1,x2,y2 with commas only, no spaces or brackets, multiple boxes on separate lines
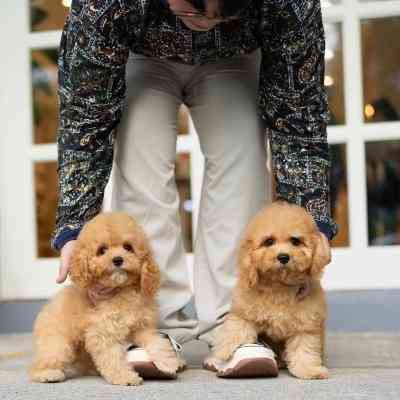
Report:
29,212,182,385
212,201,331,380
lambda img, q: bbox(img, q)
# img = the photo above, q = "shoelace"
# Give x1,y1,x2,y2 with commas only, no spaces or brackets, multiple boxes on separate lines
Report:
160,332,183,353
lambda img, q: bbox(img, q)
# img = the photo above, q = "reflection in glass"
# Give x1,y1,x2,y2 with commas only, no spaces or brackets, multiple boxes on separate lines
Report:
324,23,345,125
366,140,400,246
175,153,193,252
362,17,400,123
35,162,58,258
32,49,59,144
31,0,69,32
330,144,349,247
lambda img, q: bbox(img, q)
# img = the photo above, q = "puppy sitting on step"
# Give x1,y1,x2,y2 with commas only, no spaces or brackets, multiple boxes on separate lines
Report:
30,212,181,385
212,201,331,379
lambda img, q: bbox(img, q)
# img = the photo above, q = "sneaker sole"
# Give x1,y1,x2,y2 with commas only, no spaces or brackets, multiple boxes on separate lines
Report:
217,357,279,378
127,361,177,380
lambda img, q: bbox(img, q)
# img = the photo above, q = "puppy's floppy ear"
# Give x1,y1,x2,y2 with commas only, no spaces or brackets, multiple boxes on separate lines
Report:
238,238,259,288
140,252,161,299
69,244,92,288
311,233,331,278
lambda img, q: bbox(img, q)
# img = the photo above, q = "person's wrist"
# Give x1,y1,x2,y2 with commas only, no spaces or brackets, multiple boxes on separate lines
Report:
316,221,333,242
53,229,80,251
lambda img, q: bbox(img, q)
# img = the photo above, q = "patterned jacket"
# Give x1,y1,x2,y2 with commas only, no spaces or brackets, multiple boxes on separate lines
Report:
51,0,338,250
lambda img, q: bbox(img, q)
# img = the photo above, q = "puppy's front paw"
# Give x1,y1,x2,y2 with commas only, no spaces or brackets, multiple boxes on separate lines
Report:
30,368,66,383
203,355,224,372
213,345,236,361
153,354,180,376
146,337,182,375
290,365,329,380
106,370,143,386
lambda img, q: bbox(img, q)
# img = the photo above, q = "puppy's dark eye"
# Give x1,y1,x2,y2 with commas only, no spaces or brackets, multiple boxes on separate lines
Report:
263,238,275,247
290,237,302,246
123,243,134,253
97,245,108,256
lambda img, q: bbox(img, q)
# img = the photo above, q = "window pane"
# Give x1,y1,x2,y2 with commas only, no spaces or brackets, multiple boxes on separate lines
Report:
32,49,58,144
35,162,58,258
325,23,345,125
330,144,350,247
366,140,400,246
175,153,193,252
362,17,400,123
31,0,69,32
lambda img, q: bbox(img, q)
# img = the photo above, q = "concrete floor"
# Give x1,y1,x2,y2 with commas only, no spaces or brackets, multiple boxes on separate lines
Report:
1,333,400,400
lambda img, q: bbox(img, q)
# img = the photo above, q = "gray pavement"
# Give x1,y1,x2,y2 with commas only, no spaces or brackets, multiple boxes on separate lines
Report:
1,333,399,400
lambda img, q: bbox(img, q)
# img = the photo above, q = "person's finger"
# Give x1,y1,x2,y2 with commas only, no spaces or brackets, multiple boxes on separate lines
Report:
56,262,69,284
56,240,76,284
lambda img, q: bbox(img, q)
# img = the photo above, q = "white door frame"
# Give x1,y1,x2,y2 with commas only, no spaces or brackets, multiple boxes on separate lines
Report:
324,0,400,289
0,0,399,300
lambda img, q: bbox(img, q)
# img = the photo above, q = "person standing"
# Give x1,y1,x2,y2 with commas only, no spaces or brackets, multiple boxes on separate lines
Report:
52,0,337,376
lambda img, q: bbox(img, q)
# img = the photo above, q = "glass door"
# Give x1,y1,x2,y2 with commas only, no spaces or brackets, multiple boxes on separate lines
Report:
0,0,203,299
323,0,400,289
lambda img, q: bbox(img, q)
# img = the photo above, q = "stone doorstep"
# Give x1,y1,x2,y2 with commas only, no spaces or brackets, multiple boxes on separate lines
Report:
1,332,399,368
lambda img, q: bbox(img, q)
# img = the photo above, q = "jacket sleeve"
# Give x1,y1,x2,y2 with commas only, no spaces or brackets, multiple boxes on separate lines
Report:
257,0,338,240
51,0,130,251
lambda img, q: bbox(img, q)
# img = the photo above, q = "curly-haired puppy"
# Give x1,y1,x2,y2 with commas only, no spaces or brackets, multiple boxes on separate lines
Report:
212,201,331,379
30,212,181,385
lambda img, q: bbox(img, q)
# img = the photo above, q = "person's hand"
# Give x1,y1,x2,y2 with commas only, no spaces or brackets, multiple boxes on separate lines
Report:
56,240,77,284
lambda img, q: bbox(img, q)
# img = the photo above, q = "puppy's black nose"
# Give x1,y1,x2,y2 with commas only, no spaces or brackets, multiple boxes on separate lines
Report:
277,253,290,265
112,256,124,267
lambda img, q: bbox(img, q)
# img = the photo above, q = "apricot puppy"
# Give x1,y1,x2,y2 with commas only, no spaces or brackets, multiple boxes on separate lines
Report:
212,201,331,379
30,212,180,385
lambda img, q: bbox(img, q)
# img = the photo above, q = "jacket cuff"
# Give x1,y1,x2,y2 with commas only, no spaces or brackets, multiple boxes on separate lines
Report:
316,221,335,241
51,228,81,252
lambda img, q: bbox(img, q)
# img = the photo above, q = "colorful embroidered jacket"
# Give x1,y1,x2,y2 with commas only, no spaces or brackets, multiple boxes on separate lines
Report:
51,0,338,250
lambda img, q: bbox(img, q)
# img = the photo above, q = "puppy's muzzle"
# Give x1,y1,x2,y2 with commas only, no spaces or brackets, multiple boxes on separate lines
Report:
112,256,124,268
277,253,290,265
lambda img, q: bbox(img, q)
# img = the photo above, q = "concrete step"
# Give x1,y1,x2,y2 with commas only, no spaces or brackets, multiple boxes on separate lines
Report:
2,332,399,368
1,333,399,400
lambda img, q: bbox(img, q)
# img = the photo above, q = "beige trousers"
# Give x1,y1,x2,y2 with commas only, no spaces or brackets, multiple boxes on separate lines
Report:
111,48,271,345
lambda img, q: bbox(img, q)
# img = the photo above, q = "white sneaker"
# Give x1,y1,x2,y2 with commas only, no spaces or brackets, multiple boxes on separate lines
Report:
204,343,279,378
126,333,183,379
